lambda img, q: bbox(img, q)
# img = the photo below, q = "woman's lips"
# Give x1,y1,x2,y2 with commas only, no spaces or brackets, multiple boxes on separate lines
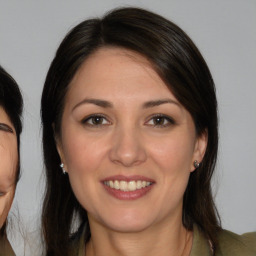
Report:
102,175,155,200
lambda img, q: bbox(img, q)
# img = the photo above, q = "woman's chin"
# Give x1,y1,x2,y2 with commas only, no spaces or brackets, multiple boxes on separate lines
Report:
89,211,155,234
104,220,152,233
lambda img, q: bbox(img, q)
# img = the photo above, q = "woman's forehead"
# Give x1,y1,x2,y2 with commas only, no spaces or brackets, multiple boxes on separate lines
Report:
67,47,176,103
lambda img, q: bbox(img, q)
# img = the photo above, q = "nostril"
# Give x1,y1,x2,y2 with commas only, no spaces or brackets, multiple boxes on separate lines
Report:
109,129,147,166
109,143,147,167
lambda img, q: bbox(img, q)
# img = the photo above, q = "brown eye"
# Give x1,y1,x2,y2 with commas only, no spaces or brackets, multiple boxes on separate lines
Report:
82,115,110,126
91,116,104,125
153,117,166,126
146,114,175,127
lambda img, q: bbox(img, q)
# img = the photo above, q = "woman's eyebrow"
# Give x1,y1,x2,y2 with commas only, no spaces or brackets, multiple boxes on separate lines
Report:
142,99,181,109
0,123,14,133
72,98,113,112
72,98,181,111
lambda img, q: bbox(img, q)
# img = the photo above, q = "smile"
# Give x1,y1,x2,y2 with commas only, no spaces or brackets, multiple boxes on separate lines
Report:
103,180,152,191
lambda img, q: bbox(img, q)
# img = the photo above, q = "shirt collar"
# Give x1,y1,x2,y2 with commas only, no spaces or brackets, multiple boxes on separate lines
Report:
190,225,212,256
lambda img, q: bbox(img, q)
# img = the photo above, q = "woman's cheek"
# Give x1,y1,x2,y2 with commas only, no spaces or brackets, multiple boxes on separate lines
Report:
0,190,15,228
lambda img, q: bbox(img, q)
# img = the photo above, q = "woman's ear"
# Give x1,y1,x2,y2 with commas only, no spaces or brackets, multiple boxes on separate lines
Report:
191,130,208,172
52,123,65,166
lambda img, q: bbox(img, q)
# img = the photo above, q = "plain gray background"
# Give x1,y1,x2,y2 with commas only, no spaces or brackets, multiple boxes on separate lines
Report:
1,0,255,254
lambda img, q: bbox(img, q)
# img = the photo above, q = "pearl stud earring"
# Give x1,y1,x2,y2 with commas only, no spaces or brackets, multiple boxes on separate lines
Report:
193,160,200,169
60,163,67,174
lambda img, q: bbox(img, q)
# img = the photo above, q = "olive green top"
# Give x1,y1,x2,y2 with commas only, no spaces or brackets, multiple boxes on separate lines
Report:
0,236,15,256
191,225,256,255
75,225,256,256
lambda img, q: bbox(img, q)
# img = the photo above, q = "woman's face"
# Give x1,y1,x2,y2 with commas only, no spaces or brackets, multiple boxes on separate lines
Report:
0,107,18,229
57,48,207,232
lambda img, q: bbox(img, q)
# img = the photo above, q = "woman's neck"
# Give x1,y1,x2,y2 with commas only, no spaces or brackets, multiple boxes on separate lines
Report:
85,215,193,256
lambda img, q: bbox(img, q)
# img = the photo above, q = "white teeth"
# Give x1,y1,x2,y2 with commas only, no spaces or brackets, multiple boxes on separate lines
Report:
137,180,142,189
128,181,136,191
114,180,120,190
120,181,128,191
104,180,152,191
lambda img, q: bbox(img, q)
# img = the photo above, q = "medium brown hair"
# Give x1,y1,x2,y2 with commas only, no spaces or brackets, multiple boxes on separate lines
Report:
41,7,220,255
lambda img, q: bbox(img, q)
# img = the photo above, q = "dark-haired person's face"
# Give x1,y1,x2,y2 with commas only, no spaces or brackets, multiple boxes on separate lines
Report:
0,107,17,228
56,48,207,233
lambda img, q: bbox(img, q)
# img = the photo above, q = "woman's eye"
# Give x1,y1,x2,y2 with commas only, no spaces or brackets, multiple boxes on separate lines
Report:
146,115,175,127
0,192,5,197
82,115,110,126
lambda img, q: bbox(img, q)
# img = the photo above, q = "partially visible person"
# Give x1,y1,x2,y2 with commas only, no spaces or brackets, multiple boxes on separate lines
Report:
0,65,23,256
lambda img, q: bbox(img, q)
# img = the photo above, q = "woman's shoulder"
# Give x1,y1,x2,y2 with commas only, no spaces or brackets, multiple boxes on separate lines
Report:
217,229,256,256
191,225,256,256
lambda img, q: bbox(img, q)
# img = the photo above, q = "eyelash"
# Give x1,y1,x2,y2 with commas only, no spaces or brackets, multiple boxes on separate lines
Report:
145,114,175,128
81,114,175,128
0,124,13,133
81,114,111,127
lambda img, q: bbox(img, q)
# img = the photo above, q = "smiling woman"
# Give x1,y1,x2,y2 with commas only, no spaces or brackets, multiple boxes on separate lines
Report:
0,65,23,255
41,7,256,256
55,48,205,240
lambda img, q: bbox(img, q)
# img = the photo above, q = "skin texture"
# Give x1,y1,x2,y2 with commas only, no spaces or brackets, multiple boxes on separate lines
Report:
0,107,17,229
57,48,207,256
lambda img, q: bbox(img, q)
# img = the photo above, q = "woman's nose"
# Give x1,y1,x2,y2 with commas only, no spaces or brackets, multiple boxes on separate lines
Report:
109,126,147,167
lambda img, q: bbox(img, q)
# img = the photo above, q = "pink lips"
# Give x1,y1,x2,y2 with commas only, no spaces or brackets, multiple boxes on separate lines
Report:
102,175,155,200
